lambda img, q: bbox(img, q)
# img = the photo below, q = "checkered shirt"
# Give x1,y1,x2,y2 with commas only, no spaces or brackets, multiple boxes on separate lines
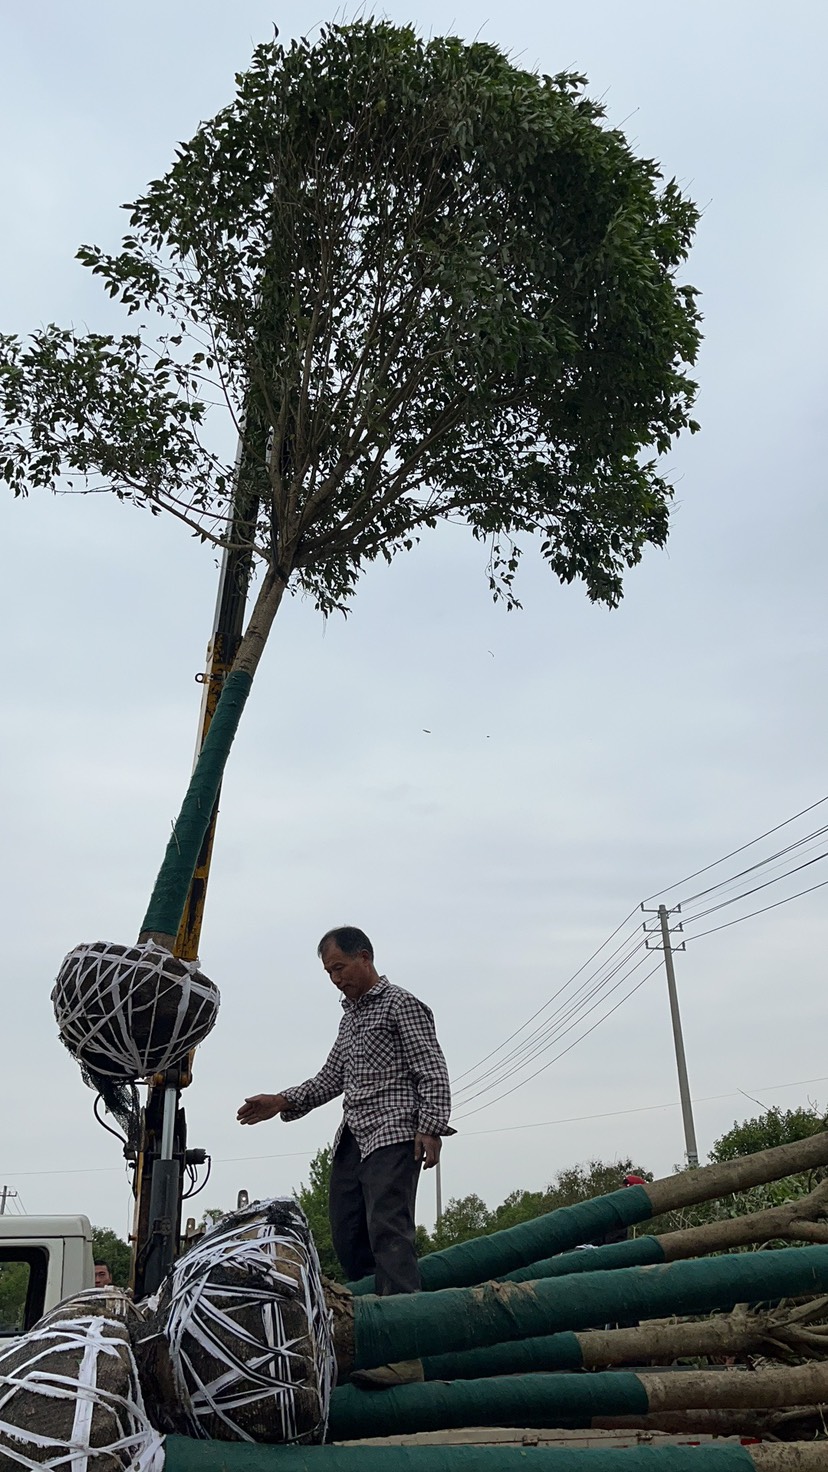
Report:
279,976,455,1158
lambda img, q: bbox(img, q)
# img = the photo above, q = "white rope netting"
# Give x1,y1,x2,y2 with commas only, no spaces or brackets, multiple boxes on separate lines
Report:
0,1314,165,1471
52,941,220,1081
153,1198,334,1444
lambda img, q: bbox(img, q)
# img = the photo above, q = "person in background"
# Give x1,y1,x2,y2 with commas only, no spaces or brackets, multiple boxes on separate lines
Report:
94,1262,113,1288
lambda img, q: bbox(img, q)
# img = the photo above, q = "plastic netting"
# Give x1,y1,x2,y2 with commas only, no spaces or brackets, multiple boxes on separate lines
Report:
147,1198,334,1444
0,1313,164,1471
52,941,219,1082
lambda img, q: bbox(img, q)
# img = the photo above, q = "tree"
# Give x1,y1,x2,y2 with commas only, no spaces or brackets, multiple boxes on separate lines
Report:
429,1193,492,1252
0,21,700,945
655,1106,828,1237
422,1157,651,1252
198,1207,226,1229
295,1146,342,1282
710,1105,828,1163
91,1225,131,1287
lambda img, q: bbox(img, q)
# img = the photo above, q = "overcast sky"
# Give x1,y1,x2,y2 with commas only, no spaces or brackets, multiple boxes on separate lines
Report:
1,1,827,1241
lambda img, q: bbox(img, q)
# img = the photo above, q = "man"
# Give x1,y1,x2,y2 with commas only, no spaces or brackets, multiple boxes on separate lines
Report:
237,926,454,1297
94,1262,113,1288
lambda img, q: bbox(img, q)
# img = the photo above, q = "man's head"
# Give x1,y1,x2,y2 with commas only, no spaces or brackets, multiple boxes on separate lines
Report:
94,1262,113,1288
318,926,378,1002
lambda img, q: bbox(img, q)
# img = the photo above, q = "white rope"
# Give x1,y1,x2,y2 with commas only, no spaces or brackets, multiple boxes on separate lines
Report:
0,1315,165,1471
52,941,220,1081
159,1199,334,1444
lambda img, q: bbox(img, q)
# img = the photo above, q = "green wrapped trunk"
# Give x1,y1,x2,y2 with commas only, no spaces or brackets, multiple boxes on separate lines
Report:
330,1360,828,1441
163,1434,784,1469
501,1236,664,1284
348,1130,828,1295
329,1370,649,1438
349,1244,828,1369
348,1186,652,1295
422,1332,584,1380
140,669,252,938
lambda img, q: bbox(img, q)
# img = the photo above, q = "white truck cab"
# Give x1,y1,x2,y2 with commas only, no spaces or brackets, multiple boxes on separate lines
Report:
0,1216,95,1337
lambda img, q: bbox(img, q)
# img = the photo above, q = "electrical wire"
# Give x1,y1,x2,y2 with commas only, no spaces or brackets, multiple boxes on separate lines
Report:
452,921,647,1093
677,825,828,908
452,932,650,1104
450,904,642,1086
679,849,828,927
641,792,828,903
451,795,828,1120
685,875,828,942
452,940,645,1099
453,956,662,1120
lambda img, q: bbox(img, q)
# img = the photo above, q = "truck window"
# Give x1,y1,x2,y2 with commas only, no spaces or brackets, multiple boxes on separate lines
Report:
0,1248,49,1334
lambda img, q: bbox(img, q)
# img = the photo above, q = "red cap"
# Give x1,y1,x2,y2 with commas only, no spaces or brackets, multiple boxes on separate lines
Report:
623,1173,647,1187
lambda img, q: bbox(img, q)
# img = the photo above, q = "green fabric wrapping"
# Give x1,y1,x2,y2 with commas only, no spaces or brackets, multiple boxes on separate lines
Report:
347,1186,653,1295
501,1236,665,1283
423,1332,584,1380
165,1436,756,1470
353,1242,828,1368
329,1370,650,1439
140,669,253,937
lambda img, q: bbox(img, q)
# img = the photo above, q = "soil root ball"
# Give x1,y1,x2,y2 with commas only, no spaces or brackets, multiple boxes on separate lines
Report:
52,940,220,1080
137,1197,335,1444
0,1312,164,1470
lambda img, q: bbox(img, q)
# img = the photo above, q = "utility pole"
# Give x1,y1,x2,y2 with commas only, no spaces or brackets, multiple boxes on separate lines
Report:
0,1187,18,1215
642,902,699,1168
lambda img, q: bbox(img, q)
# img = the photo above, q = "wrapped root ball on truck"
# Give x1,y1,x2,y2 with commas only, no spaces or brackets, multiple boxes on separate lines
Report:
0,1313,162,1470
142,1197,334,1444
52,940,219,1080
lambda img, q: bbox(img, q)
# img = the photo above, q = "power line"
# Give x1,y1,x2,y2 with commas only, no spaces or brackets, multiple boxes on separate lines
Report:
452,930,646,1098
460,1073,828,1138
6,1073,828,1181
678,825,828,909
686,875,828,942
453,934,650,1105
641,792,828,904
450,906,642,1087
453,957,663,1120
452,794,828,1119
680,850,828,927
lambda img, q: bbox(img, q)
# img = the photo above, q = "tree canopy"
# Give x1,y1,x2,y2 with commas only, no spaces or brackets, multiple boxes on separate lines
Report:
1,20,700,660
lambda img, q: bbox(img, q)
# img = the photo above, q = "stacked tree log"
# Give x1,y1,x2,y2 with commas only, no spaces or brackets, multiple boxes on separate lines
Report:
323,1130,828,1453
4,1133,828,1469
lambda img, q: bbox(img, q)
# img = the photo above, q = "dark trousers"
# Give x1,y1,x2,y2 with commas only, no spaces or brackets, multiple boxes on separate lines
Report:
329,1126,422,1295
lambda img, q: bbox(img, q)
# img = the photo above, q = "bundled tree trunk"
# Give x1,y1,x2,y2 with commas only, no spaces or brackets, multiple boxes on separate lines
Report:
327,1359,828,1441
337,1244,828,1374
348,1131,828,1294
500,1176,828,1286
419,1299,828,1380
163,1436,828,1469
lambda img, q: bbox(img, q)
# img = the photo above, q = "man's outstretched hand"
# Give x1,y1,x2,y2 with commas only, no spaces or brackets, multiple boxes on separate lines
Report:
237,1093,288,1126
415,1133,442,1169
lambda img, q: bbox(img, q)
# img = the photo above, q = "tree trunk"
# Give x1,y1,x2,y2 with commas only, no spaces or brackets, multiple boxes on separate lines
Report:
348,1131,828,1295
163,1434,826,1469
421,1305,783,1380
343,1244,828,1372
500,1177,828,1288
138,568,286,948
327,1362,828,1441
